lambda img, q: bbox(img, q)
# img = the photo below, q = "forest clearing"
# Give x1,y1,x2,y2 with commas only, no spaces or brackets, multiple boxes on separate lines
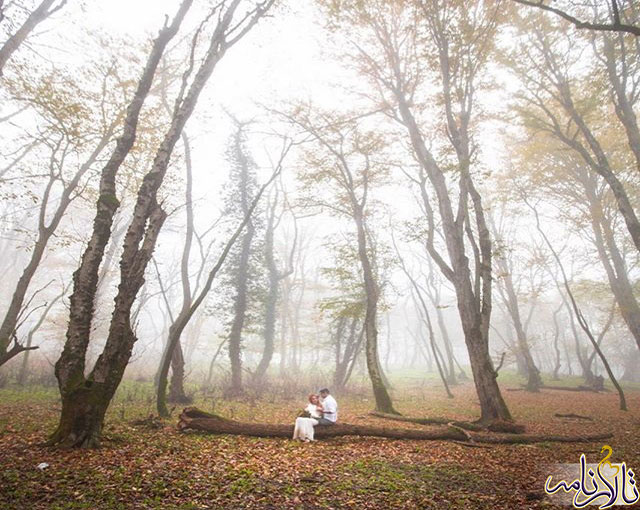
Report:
2,376,639,509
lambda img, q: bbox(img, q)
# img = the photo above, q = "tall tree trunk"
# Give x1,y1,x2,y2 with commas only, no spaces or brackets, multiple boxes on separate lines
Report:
162,132,196,405
551,304,562,380
254,270,278,380
490,216,542,391
434,306,457,384
383,312,392,372
51,204,167,447
226,144,255,396
562,334,573,376
333,317,364,393
504,324,527,377
52,0,274,445
156,168,280,415
53,1,193,435
254,189,294,381
500,274,542,391
155,151,285,415
569,300,595,385
423,259,458,384
228,303,250,392
278,278,290,375
395,95,512,424
155,128,197,405
354,209,398,414
334,319,364,392
333,316,347,389
358,1,513,423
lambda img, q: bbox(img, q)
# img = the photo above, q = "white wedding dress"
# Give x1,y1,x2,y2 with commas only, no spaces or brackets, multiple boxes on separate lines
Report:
292,403,321,441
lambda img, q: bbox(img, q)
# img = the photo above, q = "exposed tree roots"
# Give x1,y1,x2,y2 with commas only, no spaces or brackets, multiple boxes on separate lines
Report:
178,407,612,444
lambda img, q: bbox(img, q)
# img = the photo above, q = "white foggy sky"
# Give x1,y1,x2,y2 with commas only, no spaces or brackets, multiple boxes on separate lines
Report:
3,0,618,373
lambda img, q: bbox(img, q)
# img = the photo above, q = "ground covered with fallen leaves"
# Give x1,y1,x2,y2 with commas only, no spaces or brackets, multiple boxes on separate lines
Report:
1,374,639,509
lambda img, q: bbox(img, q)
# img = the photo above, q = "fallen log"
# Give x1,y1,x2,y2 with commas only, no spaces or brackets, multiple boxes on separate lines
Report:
369,411,483,431
468,432,612,444
542,385,607,393
178,408,612,444
370,411,526,434
554,413,594,421
178,407,467,440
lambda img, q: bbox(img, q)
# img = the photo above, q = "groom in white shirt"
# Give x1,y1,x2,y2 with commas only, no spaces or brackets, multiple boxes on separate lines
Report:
317,388,338,426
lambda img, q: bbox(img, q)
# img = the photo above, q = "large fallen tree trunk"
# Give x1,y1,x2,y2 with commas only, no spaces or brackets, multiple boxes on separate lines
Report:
178,408,612,444
506,385,607,393
369,411,526,434
178,407,466,440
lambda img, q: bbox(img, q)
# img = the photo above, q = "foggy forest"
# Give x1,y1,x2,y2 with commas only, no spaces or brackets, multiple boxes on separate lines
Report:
0,0,639,509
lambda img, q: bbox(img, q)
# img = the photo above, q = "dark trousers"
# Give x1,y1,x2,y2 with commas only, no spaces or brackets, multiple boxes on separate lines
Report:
316,418,335,426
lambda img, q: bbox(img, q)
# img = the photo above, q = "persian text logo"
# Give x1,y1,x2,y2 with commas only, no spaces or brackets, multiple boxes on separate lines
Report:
544,445,639,509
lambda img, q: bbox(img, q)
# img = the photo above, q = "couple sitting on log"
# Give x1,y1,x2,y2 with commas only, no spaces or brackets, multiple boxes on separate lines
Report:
293,388,338,441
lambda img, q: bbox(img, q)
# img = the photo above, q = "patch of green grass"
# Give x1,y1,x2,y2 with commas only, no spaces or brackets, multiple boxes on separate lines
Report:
224,468,260,497
327,458,494,504
0,385,60,403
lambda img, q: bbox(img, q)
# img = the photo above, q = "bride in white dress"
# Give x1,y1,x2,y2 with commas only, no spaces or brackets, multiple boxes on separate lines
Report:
292,394,323,441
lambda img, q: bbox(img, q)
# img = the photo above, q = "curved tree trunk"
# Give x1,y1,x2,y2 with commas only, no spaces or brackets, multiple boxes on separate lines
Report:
156,129,195,407
156,159,286,416
530,202,627,411
166,131,195,404
51,204,167,448
255,184,296,383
